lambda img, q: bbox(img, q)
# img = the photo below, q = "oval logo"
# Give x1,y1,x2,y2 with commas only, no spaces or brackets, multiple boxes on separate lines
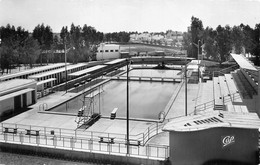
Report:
222,135,235,147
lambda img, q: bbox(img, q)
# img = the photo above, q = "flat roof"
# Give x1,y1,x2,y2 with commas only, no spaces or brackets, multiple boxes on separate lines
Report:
68,65,106,77
0,63,65,81
105,59,126,65
37,78,56,86
231,53,257,71
0,88,35,102
163,111,260,132
0,79,36,95
28,63,87,79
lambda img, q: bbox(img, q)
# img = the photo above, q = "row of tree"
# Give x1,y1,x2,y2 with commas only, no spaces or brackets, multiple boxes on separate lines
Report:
0,23,131,73
0,24,40,73
183,16,260,65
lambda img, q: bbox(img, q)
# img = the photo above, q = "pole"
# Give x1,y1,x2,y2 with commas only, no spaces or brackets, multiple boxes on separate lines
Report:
185,53,187,116
65,41,68,93
102,43,104,63
126,59,130,155
197,40,200,82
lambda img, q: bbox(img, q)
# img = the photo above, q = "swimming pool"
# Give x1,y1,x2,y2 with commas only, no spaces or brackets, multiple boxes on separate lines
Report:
51,69,181,120
122,69,181,78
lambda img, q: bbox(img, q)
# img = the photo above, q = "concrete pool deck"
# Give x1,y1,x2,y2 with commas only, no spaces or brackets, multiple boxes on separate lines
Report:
2,80,199,145
0,78,199,164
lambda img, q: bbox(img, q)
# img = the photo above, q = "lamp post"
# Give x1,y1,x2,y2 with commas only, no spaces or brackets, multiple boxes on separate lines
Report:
126,59,129,155
64,38,75,93
197,40,200,82
126,59,131,155
64,42,68,93
184,50,188,116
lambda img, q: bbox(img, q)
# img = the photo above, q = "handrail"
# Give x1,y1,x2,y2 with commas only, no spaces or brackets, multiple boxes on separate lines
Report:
0,130,169,159
193,64,240,114
1,120,166,147
213,65,238,77
193,91,241,114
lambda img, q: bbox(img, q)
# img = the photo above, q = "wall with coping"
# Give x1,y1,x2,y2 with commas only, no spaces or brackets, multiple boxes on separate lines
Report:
0,142,164,165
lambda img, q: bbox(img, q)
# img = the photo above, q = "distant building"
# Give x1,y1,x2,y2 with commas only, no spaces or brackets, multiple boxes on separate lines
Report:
96,44,121,60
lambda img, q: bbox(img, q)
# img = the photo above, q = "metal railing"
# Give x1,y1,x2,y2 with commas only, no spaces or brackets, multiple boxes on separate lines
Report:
194,100,215,112
0,131,169,159
192,65,240,113
212,65,239,78
0,122,168,159
193,92,241,114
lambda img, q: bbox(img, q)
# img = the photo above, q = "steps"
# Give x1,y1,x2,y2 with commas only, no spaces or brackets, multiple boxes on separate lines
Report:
214,104,224,111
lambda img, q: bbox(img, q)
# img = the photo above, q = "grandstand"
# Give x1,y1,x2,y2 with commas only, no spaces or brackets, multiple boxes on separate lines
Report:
195,53,259,115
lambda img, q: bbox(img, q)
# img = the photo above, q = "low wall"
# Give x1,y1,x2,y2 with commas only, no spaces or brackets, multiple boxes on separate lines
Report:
169,127,258,165
0,142,164,165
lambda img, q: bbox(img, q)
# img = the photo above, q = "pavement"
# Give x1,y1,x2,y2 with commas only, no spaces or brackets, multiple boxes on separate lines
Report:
1,76,200,160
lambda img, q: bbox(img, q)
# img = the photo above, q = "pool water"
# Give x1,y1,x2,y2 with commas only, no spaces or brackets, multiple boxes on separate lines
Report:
52,69,181,120
122,69,181,78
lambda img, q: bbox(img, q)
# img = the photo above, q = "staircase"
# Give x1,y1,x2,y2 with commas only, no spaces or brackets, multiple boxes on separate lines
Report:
214,104,224,111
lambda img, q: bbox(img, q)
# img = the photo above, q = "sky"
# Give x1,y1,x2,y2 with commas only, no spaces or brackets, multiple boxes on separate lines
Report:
0,0,260,33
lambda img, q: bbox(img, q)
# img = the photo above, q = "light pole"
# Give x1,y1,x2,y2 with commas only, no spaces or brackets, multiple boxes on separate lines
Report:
197,40,200,82
184,50,187,116
126,59,132,155
64,42,68,93
64,38,75,93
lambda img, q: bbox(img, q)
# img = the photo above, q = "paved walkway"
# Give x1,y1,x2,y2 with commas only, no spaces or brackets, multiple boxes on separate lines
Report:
1,79,200,159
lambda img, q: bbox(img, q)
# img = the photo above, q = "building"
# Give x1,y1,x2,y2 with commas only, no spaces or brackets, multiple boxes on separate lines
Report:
0,79,37,120
96,44,121,60
0,63,65,82
163,111,260,165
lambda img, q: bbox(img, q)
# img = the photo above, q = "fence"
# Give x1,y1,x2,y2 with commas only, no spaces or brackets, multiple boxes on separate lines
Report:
0,122,169,159
193,92,241,114
212,65,239,78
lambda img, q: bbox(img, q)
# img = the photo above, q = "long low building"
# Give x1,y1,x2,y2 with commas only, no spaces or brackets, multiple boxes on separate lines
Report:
0,63,65,82
0,79,37,121
28,63,88,86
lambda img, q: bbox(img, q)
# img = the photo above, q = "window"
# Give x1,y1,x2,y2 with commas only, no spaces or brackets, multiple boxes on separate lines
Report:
115,50,119,52
110,50,114,52
105,50,109,52
100,50,103,53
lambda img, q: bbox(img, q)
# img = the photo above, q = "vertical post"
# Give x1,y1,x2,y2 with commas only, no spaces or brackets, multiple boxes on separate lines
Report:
185,51,188,116
64,40,68,93
99,85,101,114
197,40,200,82
257,70,260,114
126,59,130,155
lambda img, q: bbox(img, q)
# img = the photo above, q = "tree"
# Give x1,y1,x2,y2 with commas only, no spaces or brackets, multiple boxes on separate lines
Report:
253,24,260,66
32,24,53,65
202,27,218,60
231,26,245,54
182,32,192,57
0,24,19,73
191,16,204,59
23,36,41,68
215,25,232,63
240,24,256,55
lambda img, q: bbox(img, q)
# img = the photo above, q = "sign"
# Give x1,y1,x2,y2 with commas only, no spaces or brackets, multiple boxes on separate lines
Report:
222,135,235,148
